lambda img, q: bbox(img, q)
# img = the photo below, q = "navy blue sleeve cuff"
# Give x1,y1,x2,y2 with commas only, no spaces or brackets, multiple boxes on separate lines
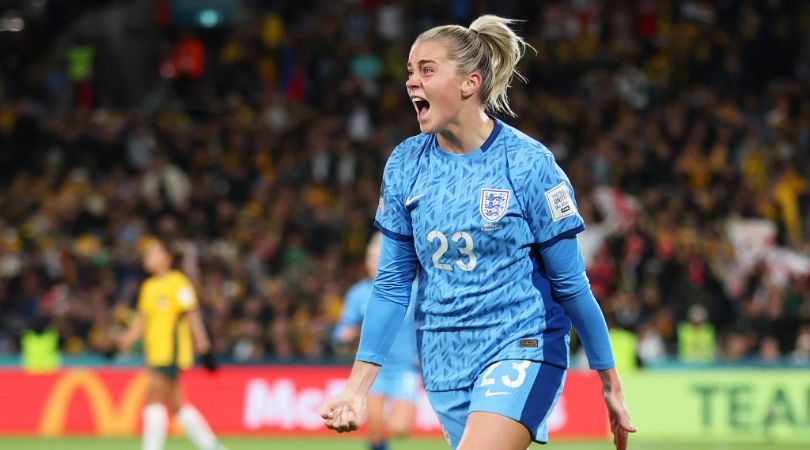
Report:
537,224,585,249
374,220,413,242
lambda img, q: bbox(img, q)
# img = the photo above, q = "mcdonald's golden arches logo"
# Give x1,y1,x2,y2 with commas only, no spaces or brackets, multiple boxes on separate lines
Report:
39,369,148,436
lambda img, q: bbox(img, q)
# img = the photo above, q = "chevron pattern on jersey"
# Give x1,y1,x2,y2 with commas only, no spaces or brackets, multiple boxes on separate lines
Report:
376,119,584,390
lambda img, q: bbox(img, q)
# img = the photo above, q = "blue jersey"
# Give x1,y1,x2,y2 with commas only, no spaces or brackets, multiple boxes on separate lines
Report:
374,119,584,391
333,278,419,370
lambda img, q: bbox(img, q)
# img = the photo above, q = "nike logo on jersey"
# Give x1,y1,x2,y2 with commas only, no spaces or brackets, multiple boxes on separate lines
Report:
405,194,425,208
484,389,511,397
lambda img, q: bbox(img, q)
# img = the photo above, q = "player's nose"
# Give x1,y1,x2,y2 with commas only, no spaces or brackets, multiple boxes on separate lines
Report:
405,74,419,91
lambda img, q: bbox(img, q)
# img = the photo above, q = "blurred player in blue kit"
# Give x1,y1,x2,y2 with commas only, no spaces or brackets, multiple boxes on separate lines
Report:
333,232,420,450
322,14,636,450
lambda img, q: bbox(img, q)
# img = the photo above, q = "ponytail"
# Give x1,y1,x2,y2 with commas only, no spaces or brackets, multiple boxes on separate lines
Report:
414,15,533,117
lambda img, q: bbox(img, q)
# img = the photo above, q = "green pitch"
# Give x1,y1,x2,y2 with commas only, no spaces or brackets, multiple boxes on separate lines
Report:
0,437,804,450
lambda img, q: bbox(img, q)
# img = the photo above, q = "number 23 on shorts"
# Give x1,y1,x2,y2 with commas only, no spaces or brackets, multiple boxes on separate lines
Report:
478,360,531,396
469,359,567,444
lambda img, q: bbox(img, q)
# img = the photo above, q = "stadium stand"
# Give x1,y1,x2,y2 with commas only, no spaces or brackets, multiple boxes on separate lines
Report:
0,0,808,366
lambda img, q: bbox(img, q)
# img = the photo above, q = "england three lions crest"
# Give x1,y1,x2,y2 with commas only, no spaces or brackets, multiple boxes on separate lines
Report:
480,188,511,222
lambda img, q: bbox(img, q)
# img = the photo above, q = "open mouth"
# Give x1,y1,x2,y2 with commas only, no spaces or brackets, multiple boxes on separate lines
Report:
412,96,431,119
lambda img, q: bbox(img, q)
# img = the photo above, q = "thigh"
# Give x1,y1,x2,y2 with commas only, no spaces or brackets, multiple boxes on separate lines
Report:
457,411,531,450
146,368,174,405
468,360,566,444
367,394,386,418
386,399,416,435
366,394,387,438
168,376,185,414
425,389,470,450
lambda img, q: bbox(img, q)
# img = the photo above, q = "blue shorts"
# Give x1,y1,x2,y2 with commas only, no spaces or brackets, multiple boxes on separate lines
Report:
426,360,566,449
369,367,421,402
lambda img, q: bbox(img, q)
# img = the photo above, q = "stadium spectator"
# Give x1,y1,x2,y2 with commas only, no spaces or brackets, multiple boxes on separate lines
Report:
0,0,806,369
677,304,716,363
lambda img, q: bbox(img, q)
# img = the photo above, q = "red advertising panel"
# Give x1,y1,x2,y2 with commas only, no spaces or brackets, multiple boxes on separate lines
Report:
0,367,607,438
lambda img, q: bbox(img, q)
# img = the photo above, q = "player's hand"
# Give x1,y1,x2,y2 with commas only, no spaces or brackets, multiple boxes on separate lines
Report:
603,387,636,450
200,351,218,372
337,327,359,344
320,391,366,433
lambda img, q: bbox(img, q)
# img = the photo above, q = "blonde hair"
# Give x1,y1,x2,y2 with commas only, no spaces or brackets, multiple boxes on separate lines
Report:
414,15,533,117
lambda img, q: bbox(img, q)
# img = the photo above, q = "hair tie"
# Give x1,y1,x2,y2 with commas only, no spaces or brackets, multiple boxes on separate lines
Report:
469,28,479,35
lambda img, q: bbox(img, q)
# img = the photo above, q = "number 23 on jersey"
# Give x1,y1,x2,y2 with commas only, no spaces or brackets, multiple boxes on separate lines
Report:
426,230,478,272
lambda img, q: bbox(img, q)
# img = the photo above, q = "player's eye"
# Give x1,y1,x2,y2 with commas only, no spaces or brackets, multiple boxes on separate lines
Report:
422,67,433,74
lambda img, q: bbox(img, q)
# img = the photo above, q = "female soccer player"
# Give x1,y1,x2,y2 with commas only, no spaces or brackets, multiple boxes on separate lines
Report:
118,238,225,450
321,15,636,450
333,233,420,450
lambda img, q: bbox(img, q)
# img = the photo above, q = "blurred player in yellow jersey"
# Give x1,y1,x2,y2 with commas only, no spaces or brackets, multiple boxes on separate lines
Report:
117,238,225,450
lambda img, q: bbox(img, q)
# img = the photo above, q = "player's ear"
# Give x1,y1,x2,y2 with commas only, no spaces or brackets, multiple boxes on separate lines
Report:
461,71,482,100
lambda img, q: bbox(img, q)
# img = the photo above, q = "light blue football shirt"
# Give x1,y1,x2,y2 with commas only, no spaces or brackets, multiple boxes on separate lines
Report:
373,118,585,391
334,278,418,370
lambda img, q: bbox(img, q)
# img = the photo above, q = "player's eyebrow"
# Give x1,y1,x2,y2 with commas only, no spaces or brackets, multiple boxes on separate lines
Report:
406,59,438,69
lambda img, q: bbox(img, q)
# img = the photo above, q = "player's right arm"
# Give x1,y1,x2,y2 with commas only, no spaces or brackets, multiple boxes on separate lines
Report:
321,235,418,432
118,281,148,353
322,143,419,433
117,313,144,354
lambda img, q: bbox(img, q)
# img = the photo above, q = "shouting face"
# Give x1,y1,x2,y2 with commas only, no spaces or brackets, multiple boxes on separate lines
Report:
406,40,471,135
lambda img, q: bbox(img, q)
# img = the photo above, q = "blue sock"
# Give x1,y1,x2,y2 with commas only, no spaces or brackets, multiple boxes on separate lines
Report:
370,442,389,450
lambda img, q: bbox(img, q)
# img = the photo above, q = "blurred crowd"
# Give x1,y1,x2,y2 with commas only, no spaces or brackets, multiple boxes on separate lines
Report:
1,0,809,366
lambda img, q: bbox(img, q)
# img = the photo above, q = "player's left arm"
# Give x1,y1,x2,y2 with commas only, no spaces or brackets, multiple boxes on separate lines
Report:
541,237,636,450
177,278,217,371
541,237,612,368
184,308,217,372
186,309,211,355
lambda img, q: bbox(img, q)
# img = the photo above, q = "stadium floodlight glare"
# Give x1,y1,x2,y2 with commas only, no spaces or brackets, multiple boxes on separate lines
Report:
198,9,220,28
